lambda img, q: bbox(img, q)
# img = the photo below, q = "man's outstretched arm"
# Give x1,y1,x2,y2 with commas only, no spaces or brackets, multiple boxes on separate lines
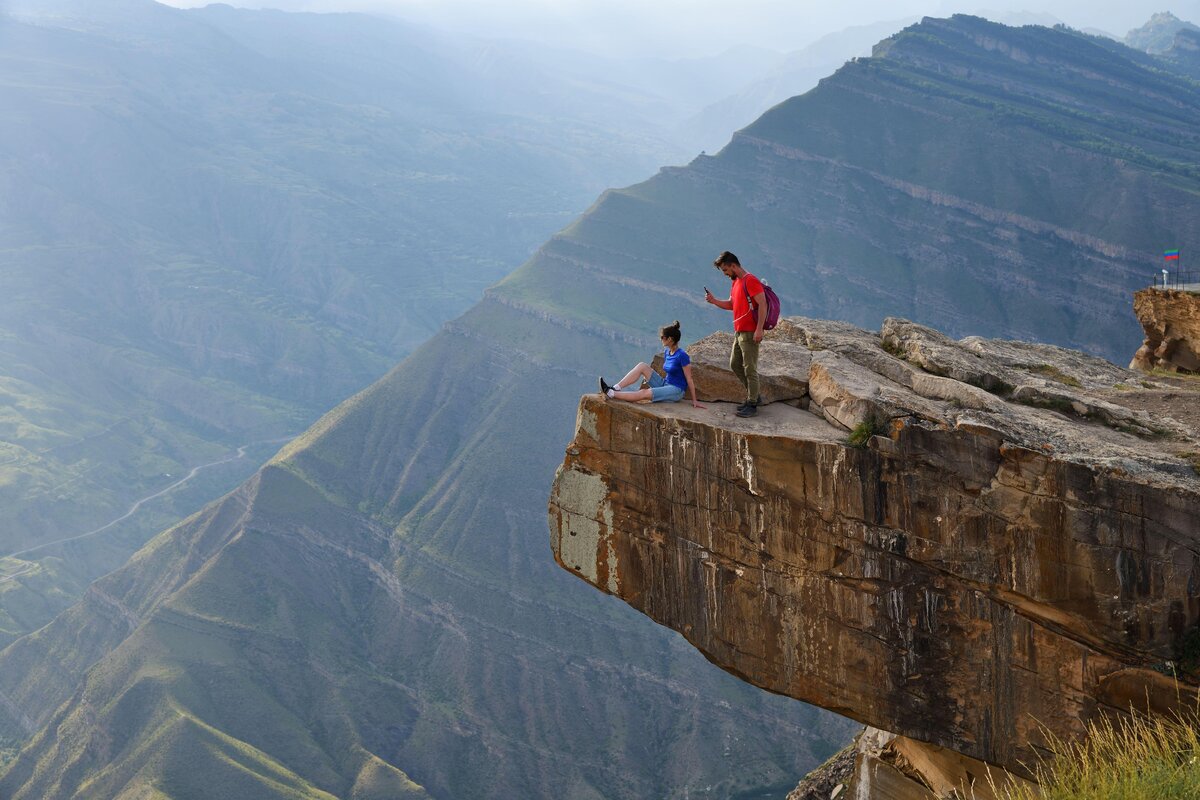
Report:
704,288,733,310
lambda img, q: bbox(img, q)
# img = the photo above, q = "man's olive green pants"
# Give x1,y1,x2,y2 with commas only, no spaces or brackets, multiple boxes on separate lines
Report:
729,331,760,404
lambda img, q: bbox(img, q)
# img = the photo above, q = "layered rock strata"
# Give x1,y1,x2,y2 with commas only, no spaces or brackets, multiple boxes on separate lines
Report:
549,317,1200,782
1132,287,1200,373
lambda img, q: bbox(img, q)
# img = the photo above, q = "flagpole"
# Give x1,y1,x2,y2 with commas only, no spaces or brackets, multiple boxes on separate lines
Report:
1164,248,1181,289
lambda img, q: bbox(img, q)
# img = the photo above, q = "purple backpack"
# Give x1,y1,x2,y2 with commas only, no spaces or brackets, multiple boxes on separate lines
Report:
744,277,781,331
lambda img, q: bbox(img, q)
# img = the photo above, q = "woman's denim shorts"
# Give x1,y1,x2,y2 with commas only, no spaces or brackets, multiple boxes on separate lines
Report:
617,371,684,403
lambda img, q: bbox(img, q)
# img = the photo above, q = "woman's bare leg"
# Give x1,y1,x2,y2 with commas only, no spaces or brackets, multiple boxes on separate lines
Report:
615,362,653,390
609,387,653,402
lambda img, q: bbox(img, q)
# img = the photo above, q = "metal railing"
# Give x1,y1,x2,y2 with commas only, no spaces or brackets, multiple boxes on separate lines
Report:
1151,269,1199,291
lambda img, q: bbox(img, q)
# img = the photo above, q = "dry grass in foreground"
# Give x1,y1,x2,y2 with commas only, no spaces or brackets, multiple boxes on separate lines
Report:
1002,714,1200,800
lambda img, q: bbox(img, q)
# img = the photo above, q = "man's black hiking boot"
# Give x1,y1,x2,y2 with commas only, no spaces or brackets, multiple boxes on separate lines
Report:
599,377,613,394
735,398,760,418
735,395,761,414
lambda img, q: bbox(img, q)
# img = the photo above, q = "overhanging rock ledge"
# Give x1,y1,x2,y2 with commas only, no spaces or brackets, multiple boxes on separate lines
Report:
549,316,1200,782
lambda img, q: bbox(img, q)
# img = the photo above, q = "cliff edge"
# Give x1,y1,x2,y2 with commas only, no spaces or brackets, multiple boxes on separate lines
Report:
549,317,1200,792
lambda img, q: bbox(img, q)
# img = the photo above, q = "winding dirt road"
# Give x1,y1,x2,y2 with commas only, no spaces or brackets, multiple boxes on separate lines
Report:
0,436,293,584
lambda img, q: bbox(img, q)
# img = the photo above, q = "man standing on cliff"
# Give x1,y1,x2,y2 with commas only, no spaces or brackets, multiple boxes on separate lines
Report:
705,250,766,417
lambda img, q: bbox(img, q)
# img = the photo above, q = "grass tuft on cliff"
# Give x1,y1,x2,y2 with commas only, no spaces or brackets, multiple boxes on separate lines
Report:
1003,713,1200,800
847,417,888,448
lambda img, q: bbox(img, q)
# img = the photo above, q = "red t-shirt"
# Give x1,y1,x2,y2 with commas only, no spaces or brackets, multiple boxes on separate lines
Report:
731,273,765,333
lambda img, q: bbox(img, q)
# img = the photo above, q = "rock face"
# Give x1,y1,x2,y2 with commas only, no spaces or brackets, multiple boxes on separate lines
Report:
788,727,1032,800
1132,288,1200,373
549,317,1200,782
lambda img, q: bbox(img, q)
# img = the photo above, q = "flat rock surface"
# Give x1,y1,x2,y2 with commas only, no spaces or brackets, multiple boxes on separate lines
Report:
599,392,842,441
652,317,1200,489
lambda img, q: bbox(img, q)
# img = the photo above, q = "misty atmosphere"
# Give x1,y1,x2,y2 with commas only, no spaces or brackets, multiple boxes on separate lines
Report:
2,0,1200,798
153,0,1199,57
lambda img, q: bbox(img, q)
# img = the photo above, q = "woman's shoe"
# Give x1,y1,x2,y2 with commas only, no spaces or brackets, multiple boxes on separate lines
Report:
599,377,613,394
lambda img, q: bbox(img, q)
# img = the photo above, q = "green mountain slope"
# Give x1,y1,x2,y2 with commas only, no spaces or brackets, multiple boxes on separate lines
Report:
0,0,713,646
6,13,1200,799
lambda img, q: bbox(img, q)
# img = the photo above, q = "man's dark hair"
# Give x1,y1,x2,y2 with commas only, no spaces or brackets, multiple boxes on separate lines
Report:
713,251,740,268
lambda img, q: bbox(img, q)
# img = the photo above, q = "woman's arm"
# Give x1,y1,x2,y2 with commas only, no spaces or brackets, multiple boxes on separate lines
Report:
683,364,703,409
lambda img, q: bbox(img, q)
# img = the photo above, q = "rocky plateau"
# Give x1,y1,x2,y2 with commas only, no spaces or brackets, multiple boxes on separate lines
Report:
550,317,1200,798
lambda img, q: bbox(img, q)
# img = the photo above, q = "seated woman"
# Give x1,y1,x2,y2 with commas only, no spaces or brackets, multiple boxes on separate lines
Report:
599,321,703,409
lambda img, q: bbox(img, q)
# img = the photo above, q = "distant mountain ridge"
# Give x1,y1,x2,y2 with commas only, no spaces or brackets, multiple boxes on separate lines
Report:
5,12,1200,800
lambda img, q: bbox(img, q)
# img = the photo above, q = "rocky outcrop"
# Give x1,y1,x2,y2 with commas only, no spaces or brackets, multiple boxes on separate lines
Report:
788,727,1033,800
1132,288,1200,373
549,317,1200,788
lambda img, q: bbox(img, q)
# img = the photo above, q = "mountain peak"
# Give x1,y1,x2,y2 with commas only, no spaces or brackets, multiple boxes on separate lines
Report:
1125,10,1200,54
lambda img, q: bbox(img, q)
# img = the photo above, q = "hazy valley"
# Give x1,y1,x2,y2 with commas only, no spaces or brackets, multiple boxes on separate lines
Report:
0,0,826,647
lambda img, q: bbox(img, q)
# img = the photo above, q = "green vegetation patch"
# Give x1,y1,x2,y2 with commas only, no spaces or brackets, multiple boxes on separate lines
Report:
1023,363,1083,388
847,417,888,448
1002,713,1200,800
1149,368,1200,382
1014,394,1078,415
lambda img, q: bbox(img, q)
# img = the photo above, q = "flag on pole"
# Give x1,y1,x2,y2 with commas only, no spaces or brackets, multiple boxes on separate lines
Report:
1164,249,1180,260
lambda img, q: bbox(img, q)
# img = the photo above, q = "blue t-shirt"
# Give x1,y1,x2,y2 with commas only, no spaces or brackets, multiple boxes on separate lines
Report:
662,347,690,390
